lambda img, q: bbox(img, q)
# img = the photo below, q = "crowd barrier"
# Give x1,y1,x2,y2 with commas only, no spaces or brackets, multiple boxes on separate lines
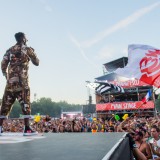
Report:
102,133,133,160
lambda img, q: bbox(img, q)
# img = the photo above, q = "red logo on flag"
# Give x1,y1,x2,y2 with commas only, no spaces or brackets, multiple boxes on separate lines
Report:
139,49,160,87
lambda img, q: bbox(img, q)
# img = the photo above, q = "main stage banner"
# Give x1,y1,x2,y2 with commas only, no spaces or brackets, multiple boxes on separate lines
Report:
109,79,148,88
96,101,154,111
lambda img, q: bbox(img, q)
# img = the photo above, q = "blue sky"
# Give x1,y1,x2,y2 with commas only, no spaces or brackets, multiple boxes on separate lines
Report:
0,0,160,104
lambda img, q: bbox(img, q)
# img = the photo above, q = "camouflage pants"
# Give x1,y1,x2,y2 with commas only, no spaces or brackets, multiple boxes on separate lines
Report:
0,85,31,117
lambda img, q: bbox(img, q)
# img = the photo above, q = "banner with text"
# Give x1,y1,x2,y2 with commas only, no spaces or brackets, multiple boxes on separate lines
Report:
109,79,149,88
96,101,154,111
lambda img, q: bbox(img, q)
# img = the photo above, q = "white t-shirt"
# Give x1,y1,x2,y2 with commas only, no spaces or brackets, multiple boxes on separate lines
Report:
148,138,160,159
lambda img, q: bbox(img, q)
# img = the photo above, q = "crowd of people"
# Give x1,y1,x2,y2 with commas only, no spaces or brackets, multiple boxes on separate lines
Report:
1,114,160,159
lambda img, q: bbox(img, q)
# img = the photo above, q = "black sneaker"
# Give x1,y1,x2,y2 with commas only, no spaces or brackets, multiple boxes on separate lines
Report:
23,126,38,136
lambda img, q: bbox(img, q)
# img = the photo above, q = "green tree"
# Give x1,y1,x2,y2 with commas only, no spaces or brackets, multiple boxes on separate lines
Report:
9,97,83,118
9,101,21,118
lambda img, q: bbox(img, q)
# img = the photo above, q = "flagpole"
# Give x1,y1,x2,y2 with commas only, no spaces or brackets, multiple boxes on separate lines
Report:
152,89,158,118
151,87,160,118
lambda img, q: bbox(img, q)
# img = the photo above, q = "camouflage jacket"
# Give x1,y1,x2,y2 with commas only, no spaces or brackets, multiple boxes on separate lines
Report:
1,44,39,91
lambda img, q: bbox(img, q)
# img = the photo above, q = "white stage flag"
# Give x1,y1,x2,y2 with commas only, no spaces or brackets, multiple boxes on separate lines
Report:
115,44,160,88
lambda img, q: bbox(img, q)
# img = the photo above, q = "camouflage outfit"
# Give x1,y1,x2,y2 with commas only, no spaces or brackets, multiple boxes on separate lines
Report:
0,44,39,117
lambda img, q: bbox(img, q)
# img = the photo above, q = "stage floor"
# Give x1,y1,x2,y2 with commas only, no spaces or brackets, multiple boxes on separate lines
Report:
0,132,126,160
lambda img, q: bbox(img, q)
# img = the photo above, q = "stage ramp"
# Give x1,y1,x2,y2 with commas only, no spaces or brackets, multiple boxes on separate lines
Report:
0,132,132,160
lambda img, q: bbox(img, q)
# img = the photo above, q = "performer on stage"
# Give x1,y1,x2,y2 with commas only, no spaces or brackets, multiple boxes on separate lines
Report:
0,32,39,136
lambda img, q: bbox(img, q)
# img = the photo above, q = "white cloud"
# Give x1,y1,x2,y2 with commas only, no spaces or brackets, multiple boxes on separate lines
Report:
82,2,160,48
70,2,160,70
122,48,128,56
95,46,116,60
69,33,99,69
95,45,128,61
39,0,53,12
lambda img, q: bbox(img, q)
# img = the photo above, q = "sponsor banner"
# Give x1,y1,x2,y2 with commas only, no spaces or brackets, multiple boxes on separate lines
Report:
96,101,154,111
109,79,149,88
